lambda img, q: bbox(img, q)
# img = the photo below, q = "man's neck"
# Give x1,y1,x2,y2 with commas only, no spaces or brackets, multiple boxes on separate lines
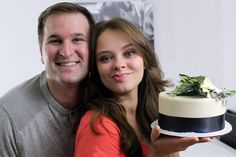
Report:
47,80,81,109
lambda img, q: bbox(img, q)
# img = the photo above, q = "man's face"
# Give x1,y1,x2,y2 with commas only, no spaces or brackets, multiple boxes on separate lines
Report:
40,13,89,87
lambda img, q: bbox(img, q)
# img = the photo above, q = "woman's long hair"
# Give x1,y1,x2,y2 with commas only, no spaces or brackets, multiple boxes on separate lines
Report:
88,18,169,157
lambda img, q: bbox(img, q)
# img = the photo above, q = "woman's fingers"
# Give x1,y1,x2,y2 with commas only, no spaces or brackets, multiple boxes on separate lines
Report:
150,125,161,142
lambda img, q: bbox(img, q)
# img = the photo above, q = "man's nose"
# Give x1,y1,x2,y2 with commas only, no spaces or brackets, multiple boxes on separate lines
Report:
59,42,73,57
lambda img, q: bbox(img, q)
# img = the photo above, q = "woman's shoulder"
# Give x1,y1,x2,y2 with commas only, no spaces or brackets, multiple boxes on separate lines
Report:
79,110,120,135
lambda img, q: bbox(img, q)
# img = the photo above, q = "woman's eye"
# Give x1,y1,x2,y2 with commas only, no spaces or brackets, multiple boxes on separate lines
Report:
97,55,112,63
125,50,136,57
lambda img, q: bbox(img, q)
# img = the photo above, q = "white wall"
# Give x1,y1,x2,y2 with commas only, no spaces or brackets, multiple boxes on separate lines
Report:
0,0,76,96
154,0,236,110
222,0,236,111
0,0,236,109
155,0,223,80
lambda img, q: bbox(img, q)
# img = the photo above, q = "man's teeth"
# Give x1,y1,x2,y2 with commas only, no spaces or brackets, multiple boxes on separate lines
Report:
59,62,78,67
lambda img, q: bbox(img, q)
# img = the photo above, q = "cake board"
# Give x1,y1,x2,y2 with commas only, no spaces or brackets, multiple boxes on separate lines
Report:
151,120,232,138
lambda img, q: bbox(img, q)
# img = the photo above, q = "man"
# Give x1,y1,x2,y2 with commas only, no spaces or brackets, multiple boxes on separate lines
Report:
0,2,95,157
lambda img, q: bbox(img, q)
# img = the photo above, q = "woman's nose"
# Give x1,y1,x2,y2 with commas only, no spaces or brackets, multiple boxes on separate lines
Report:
113,58,126,70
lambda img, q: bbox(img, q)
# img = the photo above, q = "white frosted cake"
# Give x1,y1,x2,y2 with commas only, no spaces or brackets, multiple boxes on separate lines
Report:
157,74,235,134
158,92,226,133
159,92,226,118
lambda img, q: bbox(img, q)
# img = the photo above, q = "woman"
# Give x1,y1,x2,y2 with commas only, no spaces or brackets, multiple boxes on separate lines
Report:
74,18,211,157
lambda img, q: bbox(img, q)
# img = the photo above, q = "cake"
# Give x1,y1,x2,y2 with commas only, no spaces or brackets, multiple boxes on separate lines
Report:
158,74,235,135
159,92,226,133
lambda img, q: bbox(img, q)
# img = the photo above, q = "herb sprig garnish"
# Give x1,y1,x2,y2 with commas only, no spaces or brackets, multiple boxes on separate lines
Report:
171,74,235,101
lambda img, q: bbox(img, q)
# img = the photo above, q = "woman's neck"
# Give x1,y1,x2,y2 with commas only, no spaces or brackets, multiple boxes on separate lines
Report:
118,91,138,115
118,90,149,143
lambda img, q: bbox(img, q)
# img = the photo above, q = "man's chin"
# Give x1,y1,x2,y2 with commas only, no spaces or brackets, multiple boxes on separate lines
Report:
59,74,87,85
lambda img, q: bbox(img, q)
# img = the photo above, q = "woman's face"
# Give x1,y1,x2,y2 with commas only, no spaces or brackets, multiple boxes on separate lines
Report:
95,29,144,96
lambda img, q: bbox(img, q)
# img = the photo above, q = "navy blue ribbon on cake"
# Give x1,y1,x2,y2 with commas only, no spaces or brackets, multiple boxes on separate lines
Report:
159,113,225,133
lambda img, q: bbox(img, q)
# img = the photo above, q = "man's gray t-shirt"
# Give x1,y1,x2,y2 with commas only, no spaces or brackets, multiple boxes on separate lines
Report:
0,71,82,157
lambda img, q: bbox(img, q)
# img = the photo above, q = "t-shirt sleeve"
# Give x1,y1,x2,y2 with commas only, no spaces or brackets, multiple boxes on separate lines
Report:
0,105,18,157
74,111,124,157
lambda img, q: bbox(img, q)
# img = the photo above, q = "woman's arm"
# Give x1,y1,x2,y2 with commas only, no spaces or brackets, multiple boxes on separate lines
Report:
147,125,212,157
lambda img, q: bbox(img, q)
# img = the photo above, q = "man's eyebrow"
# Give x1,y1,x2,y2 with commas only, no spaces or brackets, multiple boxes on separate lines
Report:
73,33,87,38
47,33,88,40
47,34,60,39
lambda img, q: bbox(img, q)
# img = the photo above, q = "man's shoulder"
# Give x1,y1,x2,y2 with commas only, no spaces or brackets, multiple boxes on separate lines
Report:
0,73,46,114
0,72,49,131
0,73,42,102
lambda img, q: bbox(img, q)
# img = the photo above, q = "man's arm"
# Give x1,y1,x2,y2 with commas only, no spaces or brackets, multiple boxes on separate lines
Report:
0,105,18,157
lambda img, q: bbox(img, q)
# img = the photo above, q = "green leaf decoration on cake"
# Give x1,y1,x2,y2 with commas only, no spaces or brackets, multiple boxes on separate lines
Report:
171,74,235,101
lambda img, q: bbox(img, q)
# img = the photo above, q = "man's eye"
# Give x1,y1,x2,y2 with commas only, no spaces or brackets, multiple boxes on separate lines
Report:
97,55,112,63
48,39,61,45
73,37,86,43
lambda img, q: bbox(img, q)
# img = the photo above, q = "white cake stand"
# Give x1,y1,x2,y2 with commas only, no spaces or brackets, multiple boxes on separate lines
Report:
151,120,232,137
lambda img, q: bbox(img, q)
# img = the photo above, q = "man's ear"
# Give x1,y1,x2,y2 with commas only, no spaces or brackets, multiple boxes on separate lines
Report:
40,46,44,64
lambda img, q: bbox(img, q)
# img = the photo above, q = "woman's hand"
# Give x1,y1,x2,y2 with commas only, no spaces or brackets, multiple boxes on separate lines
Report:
147,125,212,157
